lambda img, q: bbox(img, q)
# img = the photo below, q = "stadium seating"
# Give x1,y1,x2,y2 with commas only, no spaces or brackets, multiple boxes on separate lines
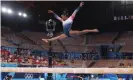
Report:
88,32,118,44
1,39,17,47
22,32,96,52
22,32,49,50
92,60,120,68
116,31,133,52
119,60,133,68
65,60,84,68
1,27,133,68
2,31,44,50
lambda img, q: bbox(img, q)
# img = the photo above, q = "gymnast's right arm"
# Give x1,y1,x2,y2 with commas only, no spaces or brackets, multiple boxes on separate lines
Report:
48,10,62,22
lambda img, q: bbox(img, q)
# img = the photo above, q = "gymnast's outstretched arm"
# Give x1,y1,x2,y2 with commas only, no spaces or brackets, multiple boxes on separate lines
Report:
48,10,63,22
71,2,84,20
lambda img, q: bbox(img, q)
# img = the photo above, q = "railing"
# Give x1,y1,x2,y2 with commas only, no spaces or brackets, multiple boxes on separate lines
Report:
100,56,133,60
1,63,18,67
52,56,133,60
2,72,133,80
1,58,133,68
0,75,110,80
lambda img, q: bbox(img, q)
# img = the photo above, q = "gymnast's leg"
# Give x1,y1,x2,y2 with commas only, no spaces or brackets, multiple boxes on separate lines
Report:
42,34,67,43
70,29,99,36
42,29,99,42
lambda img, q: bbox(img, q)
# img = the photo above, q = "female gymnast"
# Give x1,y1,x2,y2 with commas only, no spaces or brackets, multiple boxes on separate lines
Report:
42,2,99,43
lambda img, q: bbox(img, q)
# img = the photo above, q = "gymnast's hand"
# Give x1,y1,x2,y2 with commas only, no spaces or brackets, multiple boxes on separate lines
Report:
48,10,54,13
79,2,84,7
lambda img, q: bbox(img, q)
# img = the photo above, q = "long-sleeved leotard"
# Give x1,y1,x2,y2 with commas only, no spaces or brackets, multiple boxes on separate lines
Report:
53,6,81,37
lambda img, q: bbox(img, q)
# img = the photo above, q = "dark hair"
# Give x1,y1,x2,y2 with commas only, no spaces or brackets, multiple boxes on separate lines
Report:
62,9,69,17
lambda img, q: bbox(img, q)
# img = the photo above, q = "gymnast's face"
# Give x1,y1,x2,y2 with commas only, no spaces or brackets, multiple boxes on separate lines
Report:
61,15,68,21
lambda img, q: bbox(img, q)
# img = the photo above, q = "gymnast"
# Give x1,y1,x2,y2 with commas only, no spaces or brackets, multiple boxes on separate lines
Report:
42,2,99,43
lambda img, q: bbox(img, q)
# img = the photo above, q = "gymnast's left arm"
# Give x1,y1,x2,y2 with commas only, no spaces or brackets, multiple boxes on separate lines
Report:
70,2,84,20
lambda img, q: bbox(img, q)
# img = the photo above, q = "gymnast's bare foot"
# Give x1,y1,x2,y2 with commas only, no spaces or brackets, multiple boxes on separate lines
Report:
93,29,99,32
42,39,49,43
83,29,99,33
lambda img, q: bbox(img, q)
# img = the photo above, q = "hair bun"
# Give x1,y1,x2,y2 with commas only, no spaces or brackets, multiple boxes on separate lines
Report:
62,9,69,16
